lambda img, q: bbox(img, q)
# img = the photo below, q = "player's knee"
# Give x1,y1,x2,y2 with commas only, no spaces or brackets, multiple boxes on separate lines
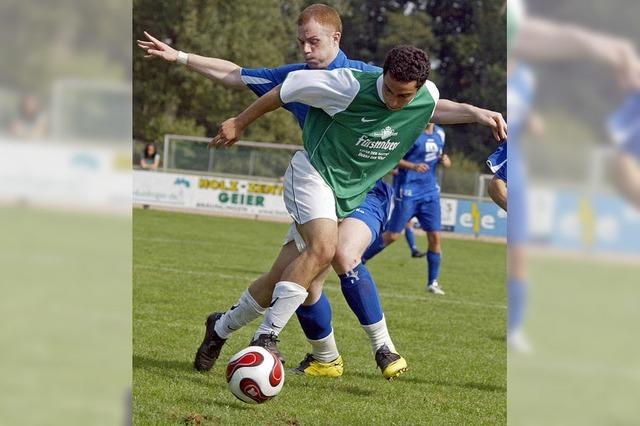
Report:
386,232,401,243
308,240,336,267
332,245,359,272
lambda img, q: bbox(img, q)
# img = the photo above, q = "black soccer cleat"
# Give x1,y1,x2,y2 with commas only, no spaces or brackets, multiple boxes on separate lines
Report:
411,250,426,258
193,312,227,372
375,344,408,380
250,332,285,365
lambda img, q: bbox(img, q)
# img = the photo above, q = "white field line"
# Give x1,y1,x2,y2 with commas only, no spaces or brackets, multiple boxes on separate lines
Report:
134,264,506,310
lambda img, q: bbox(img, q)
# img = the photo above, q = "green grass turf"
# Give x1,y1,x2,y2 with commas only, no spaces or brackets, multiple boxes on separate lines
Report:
0,206,131,425
133,209,506,425
508,256,640,426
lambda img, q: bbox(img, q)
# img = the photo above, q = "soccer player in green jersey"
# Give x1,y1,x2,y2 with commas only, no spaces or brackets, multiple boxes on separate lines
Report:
210,45,507,358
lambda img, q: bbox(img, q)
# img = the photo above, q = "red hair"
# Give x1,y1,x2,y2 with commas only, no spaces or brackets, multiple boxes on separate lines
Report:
297,4,342,33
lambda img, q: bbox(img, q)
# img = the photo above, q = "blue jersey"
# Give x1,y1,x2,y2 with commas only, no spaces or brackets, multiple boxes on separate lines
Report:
393,126,446,199
508,65,535,141
488,64,535,183
241,50,380,129
507,64,535,182
608,91,640,158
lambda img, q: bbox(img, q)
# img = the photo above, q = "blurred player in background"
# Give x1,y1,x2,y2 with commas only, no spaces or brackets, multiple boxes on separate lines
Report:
363,123,452,295
489,0,640,352
608,92,640,209
403,218,426,258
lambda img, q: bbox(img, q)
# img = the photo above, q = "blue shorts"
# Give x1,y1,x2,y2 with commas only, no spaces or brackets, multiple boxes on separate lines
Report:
487,143,507,182
387,195,441,233
608,91,640,159
347,180,394,245
495,161,508,182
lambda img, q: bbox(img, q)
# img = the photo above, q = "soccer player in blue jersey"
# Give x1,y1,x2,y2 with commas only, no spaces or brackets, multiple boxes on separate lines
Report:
488,0,640,353
139,4,408,379
609,92,640,209
362,123,451,295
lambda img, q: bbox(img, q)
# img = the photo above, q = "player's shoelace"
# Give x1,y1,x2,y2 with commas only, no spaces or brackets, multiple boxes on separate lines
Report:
251,332,284,364
375,345,400,369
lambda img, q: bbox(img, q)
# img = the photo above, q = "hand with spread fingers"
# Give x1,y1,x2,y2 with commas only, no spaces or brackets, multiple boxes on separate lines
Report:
137,31,179,62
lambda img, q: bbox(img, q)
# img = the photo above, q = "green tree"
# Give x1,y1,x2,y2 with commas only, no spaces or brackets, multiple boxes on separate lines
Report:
133,0,305,146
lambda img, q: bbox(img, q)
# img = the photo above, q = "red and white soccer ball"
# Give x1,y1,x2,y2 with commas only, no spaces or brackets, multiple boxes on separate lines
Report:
226,346,284,404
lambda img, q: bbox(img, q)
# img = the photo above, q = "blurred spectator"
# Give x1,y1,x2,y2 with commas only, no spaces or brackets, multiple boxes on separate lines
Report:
9,94,48,139
140,143,160,170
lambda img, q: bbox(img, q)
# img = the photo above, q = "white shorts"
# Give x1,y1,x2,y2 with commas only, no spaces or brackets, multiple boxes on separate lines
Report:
282,151,337,252
283,151,337,224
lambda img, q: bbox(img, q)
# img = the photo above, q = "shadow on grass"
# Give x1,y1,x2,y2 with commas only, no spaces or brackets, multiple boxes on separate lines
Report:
134,354,194,372
349,370,505,393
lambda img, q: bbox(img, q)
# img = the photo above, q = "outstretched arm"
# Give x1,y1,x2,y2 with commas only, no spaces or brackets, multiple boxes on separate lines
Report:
431,99,507,141
209,69,361,148
209,85,284,148
516,18,640,90
137,31,243,87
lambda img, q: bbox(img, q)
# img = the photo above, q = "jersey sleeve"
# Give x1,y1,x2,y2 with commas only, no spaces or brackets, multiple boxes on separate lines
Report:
240,64,303,97
424,80,440,121
436,127,446,144
280,68,360,117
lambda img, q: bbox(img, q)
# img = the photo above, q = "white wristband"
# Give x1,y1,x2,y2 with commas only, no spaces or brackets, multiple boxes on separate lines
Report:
177,51,189,65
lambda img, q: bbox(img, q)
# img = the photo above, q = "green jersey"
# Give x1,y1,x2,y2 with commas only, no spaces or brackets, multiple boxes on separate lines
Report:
280,68,439,217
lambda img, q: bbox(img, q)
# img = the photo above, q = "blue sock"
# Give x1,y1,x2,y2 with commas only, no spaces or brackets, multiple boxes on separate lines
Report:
405,226,417,252
508,279,527,332
426,251,441,284
339,263,384,326
295,292,332,340
362,233,386,262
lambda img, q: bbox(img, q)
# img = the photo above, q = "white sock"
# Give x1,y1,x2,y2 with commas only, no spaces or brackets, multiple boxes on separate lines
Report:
361,316,396,354
308,330,340,363
254,281,307,339
214,289,266,339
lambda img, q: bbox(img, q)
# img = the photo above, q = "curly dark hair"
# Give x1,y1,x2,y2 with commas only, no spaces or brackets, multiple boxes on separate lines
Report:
382,45,431,87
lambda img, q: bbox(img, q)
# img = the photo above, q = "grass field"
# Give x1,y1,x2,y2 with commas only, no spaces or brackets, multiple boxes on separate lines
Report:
509,256,640,425
133,209,506,425
0,206,130,425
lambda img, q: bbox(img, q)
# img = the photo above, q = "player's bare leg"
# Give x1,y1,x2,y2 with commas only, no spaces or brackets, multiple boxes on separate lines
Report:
252,218,338,355
194,241,301,371
488,176,508,211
